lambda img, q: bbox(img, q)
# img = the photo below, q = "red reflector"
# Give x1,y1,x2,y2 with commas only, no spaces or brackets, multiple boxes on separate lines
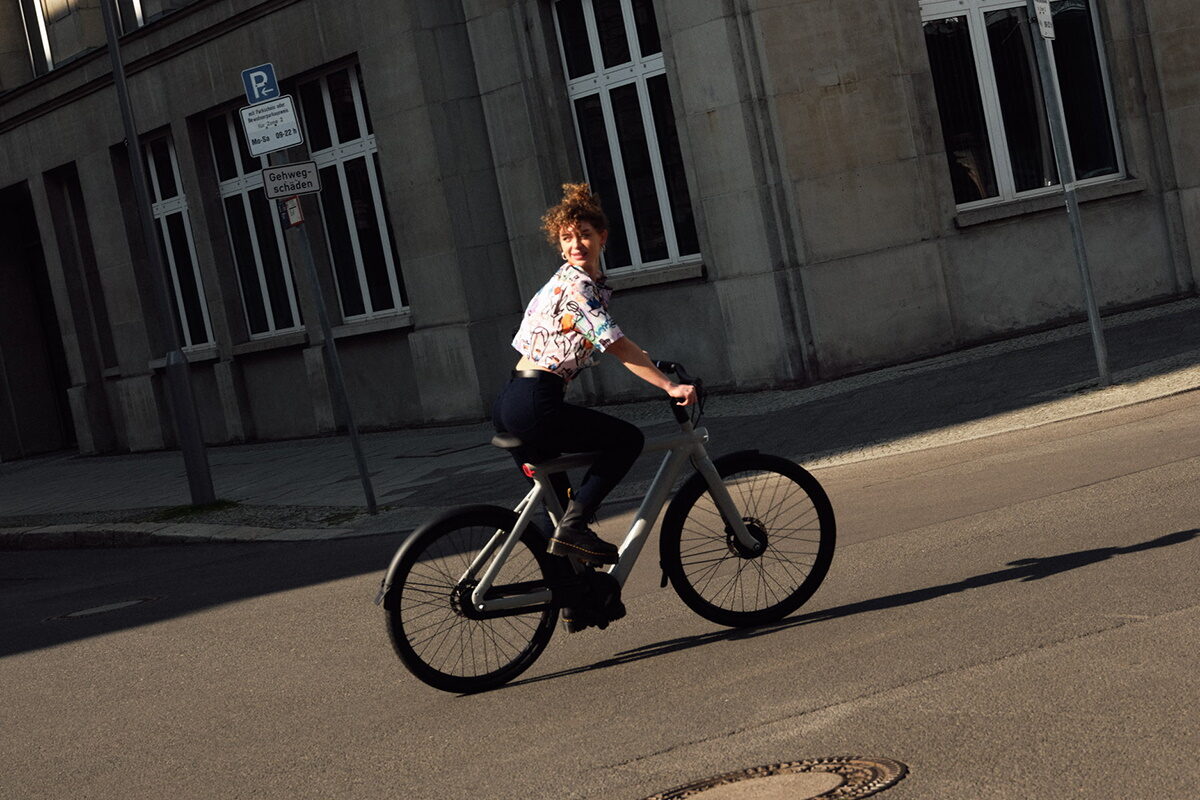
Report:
522,464,536,478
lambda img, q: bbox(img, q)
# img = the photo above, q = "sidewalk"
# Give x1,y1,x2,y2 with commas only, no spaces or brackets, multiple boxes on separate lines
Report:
2,297,1198,550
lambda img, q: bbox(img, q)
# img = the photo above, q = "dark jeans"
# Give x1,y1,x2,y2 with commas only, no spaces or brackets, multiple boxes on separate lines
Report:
492,373,644,515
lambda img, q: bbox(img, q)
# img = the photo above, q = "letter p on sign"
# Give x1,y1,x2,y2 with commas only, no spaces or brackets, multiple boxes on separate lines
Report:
241,63,280,104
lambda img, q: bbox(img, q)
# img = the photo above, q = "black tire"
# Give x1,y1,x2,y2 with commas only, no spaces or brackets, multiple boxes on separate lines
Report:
384,505,560,693
660,452,836,628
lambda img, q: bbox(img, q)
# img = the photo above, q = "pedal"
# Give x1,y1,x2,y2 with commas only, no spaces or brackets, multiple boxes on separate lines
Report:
560,610,587,634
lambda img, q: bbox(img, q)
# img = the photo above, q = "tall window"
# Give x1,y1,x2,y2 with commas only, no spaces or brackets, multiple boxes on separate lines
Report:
554,0,700,271
18,0,194,74
921,0,1121,207
297,65,407,320
18,0,72,74
207,111,303,338
144,133,213,349
18,0,195,75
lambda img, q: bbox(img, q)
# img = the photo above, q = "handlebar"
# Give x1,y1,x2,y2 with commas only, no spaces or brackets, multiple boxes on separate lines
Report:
653,359,704,424
653,359,696,385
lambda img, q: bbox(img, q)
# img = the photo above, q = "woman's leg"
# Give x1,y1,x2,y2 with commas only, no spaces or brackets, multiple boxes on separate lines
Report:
493,375,643,563
533,402,644,513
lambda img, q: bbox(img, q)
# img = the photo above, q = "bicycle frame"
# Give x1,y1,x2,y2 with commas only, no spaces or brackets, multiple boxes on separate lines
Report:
462,418,758,615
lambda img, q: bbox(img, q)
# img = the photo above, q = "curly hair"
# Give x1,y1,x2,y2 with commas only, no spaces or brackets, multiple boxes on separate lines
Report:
541,182,609,246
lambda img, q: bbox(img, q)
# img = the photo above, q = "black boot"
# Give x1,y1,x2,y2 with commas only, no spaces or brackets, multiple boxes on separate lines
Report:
548,501,618,564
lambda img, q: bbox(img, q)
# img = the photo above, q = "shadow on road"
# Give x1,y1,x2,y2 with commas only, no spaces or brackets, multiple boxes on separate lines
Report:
502,528,1199,692
0,535,409,660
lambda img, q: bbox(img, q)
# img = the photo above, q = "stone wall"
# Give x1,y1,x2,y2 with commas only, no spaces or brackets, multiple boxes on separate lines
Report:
0,0,1196,456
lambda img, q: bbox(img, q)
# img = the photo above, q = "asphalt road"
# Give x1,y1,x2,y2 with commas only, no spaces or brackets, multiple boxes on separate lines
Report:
2,391,1199,799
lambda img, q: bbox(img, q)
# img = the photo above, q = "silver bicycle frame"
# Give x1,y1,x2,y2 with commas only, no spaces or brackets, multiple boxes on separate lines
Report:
464,420,756,614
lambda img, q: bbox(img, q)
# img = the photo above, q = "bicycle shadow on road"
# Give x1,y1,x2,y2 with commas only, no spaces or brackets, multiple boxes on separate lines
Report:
503,528,1199,691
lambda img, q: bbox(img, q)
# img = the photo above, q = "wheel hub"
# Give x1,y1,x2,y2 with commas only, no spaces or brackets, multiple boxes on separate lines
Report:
450,582,481,619
727,517,768,558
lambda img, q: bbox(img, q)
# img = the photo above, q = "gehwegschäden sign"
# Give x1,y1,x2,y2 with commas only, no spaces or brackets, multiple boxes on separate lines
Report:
261,161,321,200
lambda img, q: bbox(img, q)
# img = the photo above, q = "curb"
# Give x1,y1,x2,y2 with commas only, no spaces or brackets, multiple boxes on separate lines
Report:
0,522,360,550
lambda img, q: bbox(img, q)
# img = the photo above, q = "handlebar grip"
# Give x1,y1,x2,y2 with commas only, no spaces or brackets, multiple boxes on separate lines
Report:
653,359,697,386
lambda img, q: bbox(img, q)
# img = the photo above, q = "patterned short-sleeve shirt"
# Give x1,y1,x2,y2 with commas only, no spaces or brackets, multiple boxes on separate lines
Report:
512,263,623,381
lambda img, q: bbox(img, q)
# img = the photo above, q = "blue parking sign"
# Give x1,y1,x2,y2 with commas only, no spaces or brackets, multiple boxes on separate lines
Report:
241,63,280,105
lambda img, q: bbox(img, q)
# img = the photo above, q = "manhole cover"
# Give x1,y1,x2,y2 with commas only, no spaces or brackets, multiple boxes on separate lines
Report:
643,757,907,800
52,598,157,620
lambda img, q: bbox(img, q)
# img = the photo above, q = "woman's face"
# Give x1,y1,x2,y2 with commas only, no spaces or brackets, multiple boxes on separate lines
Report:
559,222,607,271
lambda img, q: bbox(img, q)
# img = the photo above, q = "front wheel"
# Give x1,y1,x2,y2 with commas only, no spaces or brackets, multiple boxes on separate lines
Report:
383,506,560,693
660,452,836,628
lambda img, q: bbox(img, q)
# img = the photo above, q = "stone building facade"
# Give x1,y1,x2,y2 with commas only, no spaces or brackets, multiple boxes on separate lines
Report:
0,0,1196,460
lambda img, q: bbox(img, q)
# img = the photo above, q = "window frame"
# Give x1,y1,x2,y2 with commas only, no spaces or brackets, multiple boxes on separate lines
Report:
19,0,53,75
143,133,214,350
297,64,407,322
920,0,1125,209
207,111,303,340
553,0,701,274
117,0,145,30
19,0,151,75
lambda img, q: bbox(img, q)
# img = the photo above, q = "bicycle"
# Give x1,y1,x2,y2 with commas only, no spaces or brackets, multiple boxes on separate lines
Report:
375,362,836,693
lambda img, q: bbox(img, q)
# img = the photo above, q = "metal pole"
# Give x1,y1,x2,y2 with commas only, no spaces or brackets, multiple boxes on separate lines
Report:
1026,0,1111,386
280,196,378,514
100,0,216,503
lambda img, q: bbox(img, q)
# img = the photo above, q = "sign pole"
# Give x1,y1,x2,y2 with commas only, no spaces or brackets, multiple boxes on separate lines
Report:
231,65,376,514
1026,0,1111,386
270,181,378,516
100,0,216,504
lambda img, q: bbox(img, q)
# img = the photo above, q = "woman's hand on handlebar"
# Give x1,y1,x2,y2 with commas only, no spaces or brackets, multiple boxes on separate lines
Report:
667,382,698,406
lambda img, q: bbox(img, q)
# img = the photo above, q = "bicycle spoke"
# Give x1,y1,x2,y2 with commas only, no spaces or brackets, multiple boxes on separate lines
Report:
388,512,558,688
668,459,833,624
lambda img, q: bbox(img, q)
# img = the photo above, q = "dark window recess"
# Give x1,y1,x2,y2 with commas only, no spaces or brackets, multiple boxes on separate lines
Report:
555,0,595,79
148,138,178,200
358,68,375,135
319,165,366,318
224,195,269,335
374,153,407,305
631,0,662,58
924,16,1000,203
610,83,667,263
344,157,395,313
249,188,297,329
646,75,699,255
154,222,187,346
986,7,1059,192
328,69,363,145
1051,0,1118,180
299,80,334,152
593,0,632,68
165,213,210,346
208,117,239,182
574,94,632,269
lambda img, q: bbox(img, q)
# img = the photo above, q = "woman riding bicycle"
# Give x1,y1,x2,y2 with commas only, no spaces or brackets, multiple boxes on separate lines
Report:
492,183,697,565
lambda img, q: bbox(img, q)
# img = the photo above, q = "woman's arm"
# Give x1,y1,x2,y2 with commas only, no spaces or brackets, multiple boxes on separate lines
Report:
605,336,698,406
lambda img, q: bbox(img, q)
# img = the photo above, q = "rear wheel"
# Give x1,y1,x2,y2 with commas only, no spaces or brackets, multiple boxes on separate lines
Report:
660,453,835,627
384,506,559,693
